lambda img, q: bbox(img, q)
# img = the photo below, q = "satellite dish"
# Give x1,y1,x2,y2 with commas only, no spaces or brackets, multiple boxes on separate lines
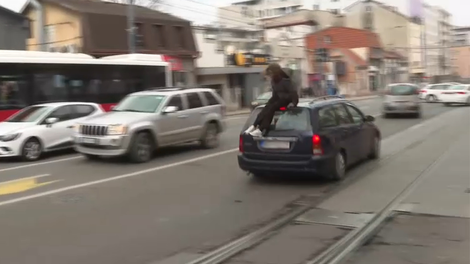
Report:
225,45,236,55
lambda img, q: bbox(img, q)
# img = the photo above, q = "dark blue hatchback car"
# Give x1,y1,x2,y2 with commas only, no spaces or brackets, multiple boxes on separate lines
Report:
238,96,381,181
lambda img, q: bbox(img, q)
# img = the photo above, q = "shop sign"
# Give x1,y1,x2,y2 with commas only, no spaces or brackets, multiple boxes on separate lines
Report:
162,55,183,71
226,52,271,67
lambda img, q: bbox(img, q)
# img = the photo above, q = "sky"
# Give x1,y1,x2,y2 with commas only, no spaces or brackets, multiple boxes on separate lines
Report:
0,0,467,26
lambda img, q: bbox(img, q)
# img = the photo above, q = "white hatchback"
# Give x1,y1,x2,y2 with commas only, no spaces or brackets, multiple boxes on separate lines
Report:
0,102,104,161
440,84,470,106
418,83,459,102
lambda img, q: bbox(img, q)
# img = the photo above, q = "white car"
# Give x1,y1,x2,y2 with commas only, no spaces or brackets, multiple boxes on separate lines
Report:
440,84,470,106
418,83,459,102
0,102,104,161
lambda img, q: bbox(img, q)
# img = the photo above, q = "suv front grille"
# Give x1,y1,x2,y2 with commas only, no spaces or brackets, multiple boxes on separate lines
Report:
80,125,108,136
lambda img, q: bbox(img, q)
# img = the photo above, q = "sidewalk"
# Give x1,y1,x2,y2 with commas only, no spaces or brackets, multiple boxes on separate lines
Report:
226,95,379,116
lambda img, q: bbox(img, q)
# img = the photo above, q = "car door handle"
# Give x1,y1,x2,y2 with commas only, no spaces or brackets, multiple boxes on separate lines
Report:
178,115,188,118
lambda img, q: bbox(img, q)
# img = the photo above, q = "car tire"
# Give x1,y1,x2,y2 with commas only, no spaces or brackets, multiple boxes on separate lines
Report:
328,151,346,181
414,111,421,118
128,132,154,163
200,123,219,149
382,113,390,118
425,94,436,103
368,136,380,160
21,137,42,161
444,102,451,106
466,97,470,106
83,154,100,160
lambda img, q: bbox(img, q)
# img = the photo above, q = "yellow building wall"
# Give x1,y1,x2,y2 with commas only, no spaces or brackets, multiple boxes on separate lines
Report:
25,2,83,51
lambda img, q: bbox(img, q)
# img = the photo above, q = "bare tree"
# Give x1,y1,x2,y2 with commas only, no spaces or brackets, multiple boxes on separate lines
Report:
105,0,164,9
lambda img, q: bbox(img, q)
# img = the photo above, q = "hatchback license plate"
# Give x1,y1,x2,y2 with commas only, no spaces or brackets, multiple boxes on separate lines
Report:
261,141,290,149
81,137,98,144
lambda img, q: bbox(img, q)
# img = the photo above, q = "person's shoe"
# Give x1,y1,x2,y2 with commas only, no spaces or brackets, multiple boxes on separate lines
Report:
249,129,263,137
244,125,255,134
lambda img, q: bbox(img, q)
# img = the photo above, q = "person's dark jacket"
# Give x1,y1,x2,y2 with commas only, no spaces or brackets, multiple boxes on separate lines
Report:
271,77,299,106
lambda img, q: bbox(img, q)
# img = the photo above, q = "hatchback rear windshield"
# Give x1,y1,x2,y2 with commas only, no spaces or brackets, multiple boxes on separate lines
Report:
243,107,311,131
388,85,417,95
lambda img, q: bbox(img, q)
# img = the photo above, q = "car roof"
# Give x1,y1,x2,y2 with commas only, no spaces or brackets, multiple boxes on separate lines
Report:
34,102,99,107
254,96,349,110
130,87,216,96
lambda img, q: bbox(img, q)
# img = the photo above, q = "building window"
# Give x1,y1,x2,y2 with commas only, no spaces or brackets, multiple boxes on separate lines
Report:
324,36,331,43
154,25,166,48
174,26,185,49
330,9,339,14
365,6,372,12
331,0,339,2
134,23,144,48
313,4,319,10
44,25,55,49
241,6,248,16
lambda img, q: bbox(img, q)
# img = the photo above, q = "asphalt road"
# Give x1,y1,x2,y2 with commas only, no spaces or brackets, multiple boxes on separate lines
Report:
0,99,456,264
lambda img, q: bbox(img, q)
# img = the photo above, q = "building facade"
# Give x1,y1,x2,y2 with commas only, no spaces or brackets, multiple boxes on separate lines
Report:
452,26,470,46
436,7,453,75
21,0,198,86
344,0,423,80
423,3,441,77
450,46,470,80
0,5,30,50
193,26,269,110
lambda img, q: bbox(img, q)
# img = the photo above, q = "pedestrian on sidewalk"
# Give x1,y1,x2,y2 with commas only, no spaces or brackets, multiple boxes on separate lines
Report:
244,63,299,137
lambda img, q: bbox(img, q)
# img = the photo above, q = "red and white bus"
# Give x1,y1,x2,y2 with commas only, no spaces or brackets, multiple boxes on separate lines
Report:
0,50,171,121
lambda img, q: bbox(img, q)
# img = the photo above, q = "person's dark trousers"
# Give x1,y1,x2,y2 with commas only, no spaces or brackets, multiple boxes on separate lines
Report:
253,98,290,132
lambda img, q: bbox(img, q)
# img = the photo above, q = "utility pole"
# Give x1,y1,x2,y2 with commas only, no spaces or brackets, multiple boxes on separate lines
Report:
127,0,136,53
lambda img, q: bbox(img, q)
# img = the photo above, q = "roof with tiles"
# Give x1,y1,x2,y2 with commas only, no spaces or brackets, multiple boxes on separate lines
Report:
305,27,382,50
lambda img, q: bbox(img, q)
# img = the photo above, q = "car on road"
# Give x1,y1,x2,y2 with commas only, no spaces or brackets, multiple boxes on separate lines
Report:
0,102,104,161
418,82,459,102
250,92,272,110
439,84,470,106
382,83,421,118
73,88,226,163
238,96,381,181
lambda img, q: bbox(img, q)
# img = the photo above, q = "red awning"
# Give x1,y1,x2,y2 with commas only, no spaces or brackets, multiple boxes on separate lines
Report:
162,55,183,71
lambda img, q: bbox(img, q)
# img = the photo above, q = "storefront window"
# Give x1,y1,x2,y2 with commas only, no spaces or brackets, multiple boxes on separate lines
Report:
173,71,187,87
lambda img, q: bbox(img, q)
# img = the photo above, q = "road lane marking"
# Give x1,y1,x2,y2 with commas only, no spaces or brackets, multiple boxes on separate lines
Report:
0,148,238,207
0,174,60,196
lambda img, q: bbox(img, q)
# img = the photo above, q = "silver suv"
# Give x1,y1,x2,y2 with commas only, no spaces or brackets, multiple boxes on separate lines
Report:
73,88,226,162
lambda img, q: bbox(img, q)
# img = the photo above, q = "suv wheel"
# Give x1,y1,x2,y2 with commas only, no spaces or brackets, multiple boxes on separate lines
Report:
328,151,346,181
128,132,154,163
200,123,219,149
21,138,42,161
368,136,380,160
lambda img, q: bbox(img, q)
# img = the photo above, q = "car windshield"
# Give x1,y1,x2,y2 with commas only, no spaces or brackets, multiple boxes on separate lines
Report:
112,95,166,113
6,106,50,122
243,107,311,131
257,92,272,100
389,85,417,95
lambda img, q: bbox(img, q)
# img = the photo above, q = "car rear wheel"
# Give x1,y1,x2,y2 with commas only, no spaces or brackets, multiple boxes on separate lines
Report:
425,95,436,103
414,111,421,118
444,102,451,106
21,138,42,161
128,132,154,163
200,123,219,149
328,151,346,181
368,136,380,160
83,154,100,161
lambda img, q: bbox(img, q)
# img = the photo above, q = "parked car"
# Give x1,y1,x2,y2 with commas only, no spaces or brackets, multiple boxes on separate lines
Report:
238,96,381,181
439,84,470,106
419,82,459,102
382,83,421,118
73,88,226,163
250,92,272,110
0,102,104,161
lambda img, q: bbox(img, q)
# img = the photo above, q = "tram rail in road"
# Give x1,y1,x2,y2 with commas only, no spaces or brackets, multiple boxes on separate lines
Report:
179,107,463,264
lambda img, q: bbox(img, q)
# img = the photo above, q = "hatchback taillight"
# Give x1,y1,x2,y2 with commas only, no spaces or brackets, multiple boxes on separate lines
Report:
312,134,323,155
457,91,466,95
239,136,244,153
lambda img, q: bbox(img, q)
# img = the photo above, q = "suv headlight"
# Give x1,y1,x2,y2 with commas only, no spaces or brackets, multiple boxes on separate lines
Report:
0,133,21,142
107,125,128,135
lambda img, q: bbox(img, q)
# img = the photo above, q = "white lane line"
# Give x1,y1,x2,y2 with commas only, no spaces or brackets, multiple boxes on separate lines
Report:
0,118,247,173
0,174,51,185
0,148,238,207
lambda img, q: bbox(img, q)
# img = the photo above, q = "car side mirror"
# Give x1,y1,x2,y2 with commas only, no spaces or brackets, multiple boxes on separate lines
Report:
162,106,178,114
45,117,59,127
365,115,375,122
